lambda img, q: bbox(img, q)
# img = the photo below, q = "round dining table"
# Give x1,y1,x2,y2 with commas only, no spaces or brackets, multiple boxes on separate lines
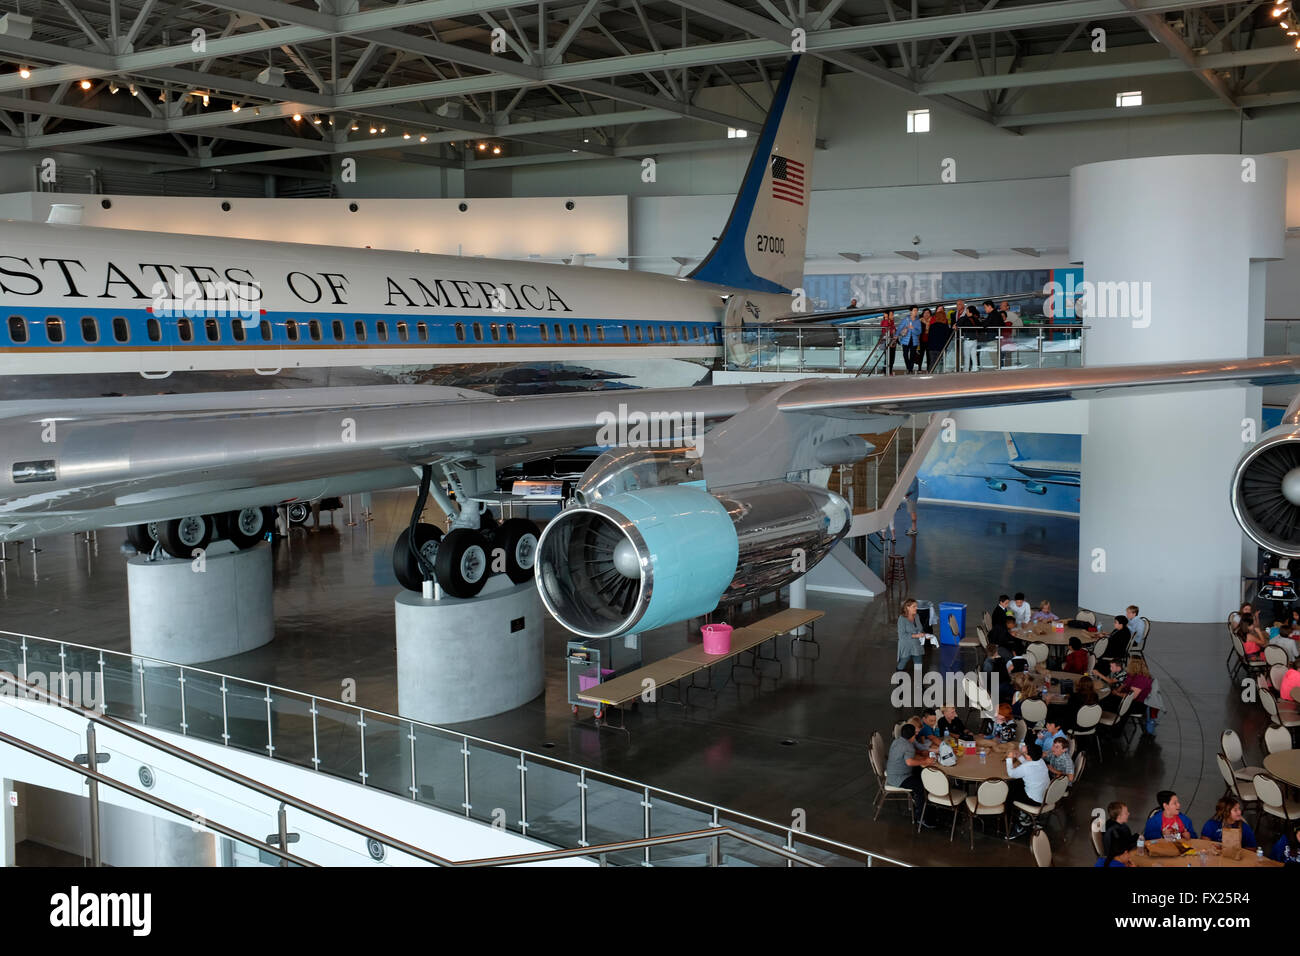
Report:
1263,750,1300,788
1128,837,1282,868
1010,623,1101,667
933,740,1021,783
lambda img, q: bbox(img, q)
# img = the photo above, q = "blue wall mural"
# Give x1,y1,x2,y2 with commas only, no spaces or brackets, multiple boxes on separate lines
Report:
802,267,1085,317
919,430,1082,516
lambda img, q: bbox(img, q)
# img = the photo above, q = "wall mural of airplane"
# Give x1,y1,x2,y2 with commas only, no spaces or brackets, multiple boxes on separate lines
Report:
951,432,1081,496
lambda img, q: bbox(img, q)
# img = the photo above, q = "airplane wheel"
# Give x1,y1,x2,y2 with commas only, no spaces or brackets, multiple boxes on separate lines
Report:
495,518,540,584
158,515,212,559
286,502,311,525
125,522,157,553
392,524,443,592
218,507,273,549
433,528,489,598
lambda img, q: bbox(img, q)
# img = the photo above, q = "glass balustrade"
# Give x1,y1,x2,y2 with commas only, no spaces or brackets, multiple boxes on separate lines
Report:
0,631,906,867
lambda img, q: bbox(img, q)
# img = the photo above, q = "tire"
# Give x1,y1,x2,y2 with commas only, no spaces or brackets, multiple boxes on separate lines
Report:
158,515,212,559
125,522,156,553
392,524,443,592
218,507,273,549
433,528,489,598
495,518,540,584
286,501,311,525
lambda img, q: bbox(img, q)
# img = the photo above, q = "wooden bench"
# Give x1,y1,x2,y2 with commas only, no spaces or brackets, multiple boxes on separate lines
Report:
576,608,825,729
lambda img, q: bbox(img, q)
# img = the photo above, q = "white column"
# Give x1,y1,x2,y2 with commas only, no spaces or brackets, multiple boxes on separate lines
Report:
1071,155,1286,622
788,574,808,635
0,779,15,867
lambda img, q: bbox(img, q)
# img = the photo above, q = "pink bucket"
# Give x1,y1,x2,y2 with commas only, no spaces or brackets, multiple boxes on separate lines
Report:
702,623,733,655
578,668,614,691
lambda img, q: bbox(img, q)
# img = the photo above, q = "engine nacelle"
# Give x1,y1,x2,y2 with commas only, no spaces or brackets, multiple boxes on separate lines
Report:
536,481,851,639
1232,423,1300,556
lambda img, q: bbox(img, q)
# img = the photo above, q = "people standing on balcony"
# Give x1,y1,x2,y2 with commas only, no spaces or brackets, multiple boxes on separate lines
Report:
956,305,981,372
981,300,1002,370
897,306,923,374
880,309,898,375
926,306,951,372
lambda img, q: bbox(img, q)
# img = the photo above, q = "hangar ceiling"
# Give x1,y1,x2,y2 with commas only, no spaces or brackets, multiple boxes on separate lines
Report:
0,0,1296,179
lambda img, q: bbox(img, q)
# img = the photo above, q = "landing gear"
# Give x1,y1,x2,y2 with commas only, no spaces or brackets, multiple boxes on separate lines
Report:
434,528,490,598
158,514,212,559
218,507,274,550
495,518,540,585
392,523,443,592
125,521,159,553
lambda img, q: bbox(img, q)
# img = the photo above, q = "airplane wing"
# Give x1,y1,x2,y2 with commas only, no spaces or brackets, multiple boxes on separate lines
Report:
3,355,1299,536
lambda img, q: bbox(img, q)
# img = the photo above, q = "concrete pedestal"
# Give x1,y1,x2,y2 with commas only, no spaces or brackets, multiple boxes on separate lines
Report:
1071,155,1287,622
395,577,544,725
127,543,273,664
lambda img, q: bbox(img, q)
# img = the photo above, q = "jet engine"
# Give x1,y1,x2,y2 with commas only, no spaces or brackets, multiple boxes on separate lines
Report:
536,466,851,639
1232,423,1300,556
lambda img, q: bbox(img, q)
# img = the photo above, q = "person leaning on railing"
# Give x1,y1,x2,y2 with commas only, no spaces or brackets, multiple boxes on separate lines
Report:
880,309,898,375
956,305,982,372
925,305,951,372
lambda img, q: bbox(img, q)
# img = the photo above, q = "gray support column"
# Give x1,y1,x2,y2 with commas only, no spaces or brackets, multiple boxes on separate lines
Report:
1071,155,1286,621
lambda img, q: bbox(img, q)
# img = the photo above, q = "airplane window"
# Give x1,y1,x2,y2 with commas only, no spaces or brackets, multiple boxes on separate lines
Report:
490,323,500,342
205,318,221,342
308,319,322,342
472,322,483,342
416,322,428,342
540,324,549,342
634,326,642,342
231,319,246,343
670,326,679,342
596,326,605,342
568,324,577,340
332,319,344,341
657,327,666,342
397,321,409,342
554,323,563,341
147,318,161,342
259,319,272,341
679,325,687,340
582,324,591,342
454,322,465,342
178,318,193,342
7,316,27,344
112,317,129,343
81,316,99,344
621,325,629,342
376,321,388,342
46,316,64,343
286,319,299,342
506,324,516,342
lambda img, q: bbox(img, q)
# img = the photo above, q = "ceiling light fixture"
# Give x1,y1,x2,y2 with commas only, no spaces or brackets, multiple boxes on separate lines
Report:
292,113,302,122
492,145,501,155
478,141,487,151
79,79,91,90
419,134,427,142
231,103,240,112
403,132,411,139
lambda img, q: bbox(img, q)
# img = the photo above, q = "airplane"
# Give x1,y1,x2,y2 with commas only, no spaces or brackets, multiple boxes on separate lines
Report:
3,55,1298,638
949,432,1081,495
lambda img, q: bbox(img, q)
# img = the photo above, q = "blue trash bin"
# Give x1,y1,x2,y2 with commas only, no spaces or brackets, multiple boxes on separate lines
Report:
939,602,966,646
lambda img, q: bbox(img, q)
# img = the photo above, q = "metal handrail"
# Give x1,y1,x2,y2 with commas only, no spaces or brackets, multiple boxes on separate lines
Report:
459,827,821,867
0,630,909,867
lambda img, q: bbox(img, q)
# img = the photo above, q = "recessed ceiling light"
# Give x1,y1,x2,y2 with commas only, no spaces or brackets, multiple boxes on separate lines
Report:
79,79,91,90
19,67,30,79
292,113,302,122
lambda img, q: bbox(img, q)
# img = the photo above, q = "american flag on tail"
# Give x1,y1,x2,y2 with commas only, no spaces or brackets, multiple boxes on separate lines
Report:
770,154,805,206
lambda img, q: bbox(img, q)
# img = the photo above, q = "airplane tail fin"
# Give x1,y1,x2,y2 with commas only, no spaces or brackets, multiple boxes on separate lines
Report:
1004,433,1022,462
688,55,821,296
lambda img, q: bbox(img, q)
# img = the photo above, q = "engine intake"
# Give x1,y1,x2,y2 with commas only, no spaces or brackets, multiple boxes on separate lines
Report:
536,481,850,639
1232,424,1300,557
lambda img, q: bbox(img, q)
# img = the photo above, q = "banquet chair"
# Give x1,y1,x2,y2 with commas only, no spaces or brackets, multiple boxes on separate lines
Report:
1264,644,1289,668
1252,774,1300,838
1074,704,1104,763
1014,718,1028,744
1216,751,1259,815
919,766,964,840
1091,636,1110,661
1136,617,1152,655
1221,729,1266,782
1264,725,1293,755
1027,642,1049,667
1226,618,1243,677
1015,775,1070,835
964,779,1009,849
975,625,989,652
1089,818,1106,858
1069,751,1087,791
982,611,993,632
955,612,980,649
1231,631,1268,684
1270,663,1289,694
1031,830,1052,867
1259,687,1300,731
869,733,915,822
1020,698,1048,730
1098,689,1138,743
1075,609,1097,626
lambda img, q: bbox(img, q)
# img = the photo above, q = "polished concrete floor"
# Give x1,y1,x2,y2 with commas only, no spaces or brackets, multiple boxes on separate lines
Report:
0,495,1273,867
